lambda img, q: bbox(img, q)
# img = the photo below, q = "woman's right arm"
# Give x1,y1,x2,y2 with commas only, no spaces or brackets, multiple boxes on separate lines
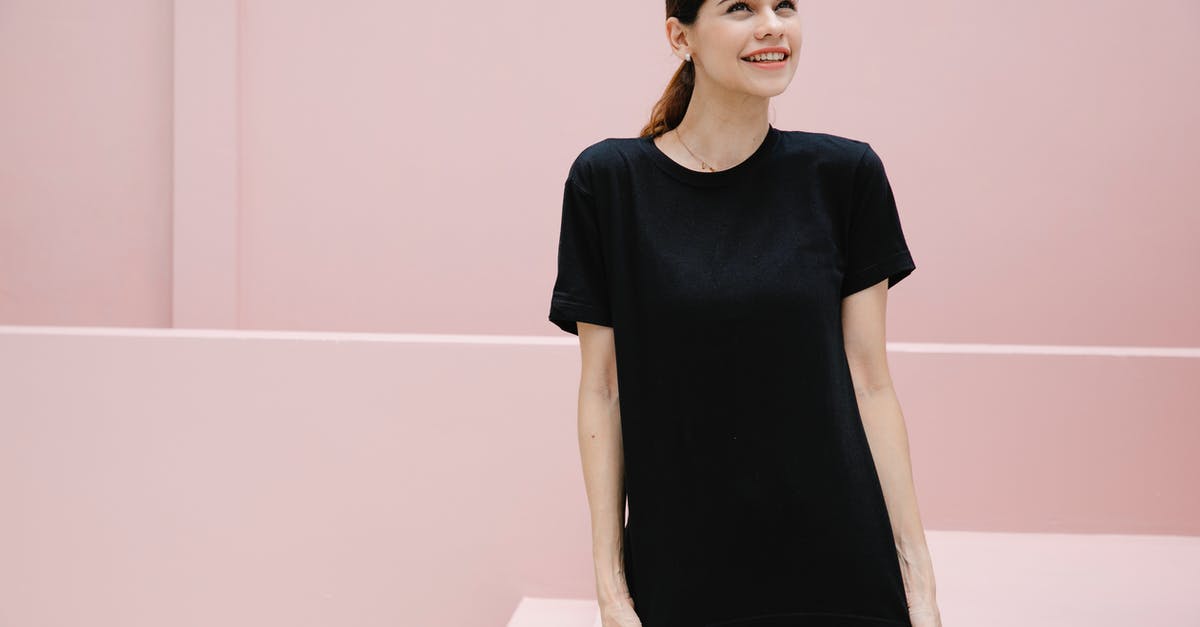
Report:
576,321,636,617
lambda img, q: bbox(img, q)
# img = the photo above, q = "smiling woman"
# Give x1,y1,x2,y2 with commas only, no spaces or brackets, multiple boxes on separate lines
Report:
640,0,801,141
550,2,941,626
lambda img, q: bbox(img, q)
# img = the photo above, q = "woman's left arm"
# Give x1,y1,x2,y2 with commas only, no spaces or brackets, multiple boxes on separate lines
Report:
842,279,941,625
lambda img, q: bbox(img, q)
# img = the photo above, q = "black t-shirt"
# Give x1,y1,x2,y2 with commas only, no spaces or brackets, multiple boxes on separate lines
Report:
548,125,916,627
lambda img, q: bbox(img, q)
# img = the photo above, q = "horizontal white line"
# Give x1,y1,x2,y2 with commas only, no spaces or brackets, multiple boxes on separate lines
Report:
886,342,1200,358
1,326,1197,358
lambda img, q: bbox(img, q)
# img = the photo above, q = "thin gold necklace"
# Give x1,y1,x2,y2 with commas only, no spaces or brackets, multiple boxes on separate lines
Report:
672,126,766,173
672,127,719,172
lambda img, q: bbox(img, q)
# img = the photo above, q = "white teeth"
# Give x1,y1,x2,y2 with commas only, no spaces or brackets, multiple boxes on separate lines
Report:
744,52,786,62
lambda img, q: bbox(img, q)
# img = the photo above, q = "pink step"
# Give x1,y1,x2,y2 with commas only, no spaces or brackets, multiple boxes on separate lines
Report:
509,531,1200,626
506,597,600,627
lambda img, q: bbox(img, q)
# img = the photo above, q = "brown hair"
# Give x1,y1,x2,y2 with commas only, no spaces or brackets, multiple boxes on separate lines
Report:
639,1,706,138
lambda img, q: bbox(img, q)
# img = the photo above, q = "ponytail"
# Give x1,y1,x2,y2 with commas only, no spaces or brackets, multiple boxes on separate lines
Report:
639,60,695,138
640,0,704,138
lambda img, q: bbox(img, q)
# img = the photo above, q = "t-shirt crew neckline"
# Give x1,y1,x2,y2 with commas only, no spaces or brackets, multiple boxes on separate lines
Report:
639,124,781,187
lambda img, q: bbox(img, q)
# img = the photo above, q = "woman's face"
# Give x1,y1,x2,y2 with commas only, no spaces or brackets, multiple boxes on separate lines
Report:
680,0,802,98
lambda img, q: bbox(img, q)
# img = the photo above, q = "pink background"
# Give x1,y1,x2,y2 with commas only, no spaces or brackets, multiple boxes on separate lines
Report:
1,0,1197,625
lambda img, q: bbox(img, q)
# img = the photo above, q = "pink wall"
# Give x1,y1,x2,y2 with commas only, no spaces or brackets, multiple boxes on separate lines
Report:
1,326,1197,627
2,0,1197,341
1,0,1198,624
0,0,173,326
0,328,591,625
0,326,1197,627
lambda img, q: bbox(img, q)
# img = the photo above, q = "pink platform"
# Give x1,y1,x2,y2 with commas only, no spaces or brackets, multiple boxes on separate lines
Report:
509,530,1200,625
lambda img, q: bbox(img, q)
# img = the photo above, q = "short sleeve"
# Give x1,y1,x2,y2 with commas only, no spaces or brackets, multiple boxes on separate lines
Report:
548,172,613,336
840,143,917,298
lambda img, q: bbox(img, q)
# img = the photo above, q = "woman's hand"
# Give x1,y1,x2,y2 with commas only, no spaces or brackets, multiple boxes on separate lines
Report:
598,595,641,626
898,546,942,626
907,601,942,627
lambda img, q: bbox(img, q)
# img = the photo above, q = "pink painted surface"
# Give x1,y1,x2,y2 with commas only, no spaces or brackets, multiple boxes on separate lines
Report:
1,0,1198,624
2,328,563,626
173,0,240,328
510,533,1200,626
0,0,172,326
0,1,1197,343
1,328,1199,626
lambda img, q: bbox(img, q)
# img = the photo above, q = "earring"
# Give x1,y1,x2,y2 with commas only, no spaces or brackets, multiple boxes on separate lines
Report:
685,52,692,62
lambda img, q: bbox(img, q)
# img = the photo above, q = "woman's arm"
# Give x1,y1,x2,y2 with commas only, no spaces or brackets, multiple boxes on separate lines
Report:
841,280,940,617
576,322,633,610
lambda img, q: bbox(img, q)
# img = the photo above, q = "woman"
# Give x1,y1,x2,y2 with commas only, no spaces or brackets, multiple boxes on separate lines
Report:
548,2,942,625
